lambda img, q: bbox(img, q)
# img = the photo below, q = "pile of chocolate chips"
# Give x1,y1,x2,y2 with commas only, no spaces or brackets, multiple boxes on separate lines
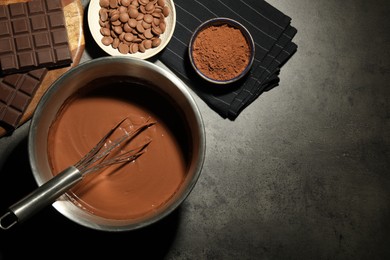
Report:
98,0,170,54
0,0,72,132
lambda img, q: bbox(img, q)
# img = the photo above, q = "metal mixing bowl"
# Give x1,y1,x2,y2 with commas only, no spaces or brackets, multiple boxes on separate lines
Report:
28,57,205,231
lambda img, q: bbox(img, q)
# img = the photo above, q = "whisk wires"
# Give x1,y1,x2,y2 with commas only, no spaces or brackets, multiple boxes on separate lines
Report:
74,117,155,175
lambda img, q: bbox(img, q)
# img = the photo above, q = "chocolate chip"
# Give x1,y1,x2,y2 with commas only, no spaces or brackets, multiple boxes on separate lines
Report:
99,0,109,8
129,42,139,53
118,42,129,54
143,39,152,49
135,22,144,33
144,29,153,39
102,36,113,46
112,37,120,48
152,38,161,47
119,12,129,23
162,6,170,17
128,18,137,28
121,0,131,7
129,8,138,18
138,42,146,52
124,33,134,42
100,27,111,36
144,14,153,23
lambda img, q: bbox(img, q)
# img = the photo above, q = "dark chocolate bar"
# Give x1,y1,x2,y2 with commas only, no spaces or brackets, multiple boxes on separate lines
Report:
0,0,72,75
0,68,47,130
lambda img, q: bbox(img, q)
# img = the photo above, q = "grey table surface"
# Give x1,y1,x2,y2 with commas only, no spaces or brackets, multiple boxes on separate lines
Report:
1,0,389,259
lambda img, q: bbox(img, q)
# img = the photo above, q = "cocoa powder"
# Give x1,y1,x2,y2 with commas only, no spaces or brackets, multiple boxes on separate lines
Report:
192,24,251,81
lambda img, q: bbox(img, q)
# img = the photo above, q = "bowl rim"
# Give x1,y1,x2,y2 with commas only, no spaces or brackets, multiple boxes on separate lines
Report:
87,0,176,60
188,17,255,85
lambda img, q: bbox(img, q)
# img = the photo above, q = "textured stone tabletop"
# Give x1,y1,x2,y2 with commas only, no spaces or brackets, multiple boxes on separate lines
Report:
0,0,389,259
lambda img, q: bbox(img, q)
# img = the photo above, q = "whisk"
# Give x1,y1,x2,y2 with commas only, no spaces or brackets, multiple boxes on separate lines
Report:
0,117,155,230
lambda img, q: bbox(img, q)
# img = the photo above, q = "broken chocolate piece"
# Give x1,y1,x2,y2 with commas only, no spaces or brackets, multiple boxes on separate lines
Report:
0,68,47,130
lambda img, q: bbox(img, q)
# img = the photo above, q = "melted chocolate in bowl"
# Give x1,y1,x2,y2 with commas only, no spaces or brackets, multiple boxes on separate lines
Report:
28,57,205,231
47,77,191,220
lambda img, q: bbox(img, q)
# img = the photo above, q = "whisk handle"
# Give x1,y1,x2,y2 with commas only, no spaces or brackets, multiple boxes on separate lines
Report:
0,166,82,230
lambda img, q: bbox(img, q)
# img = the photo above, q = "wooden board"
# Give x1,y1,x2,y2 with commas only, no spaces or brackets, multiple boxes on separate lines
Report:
0,0,85,137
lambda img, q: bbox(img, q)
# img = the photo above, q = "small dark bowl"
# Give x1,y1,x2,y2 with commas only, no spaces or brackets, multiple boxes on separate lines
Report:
188,17,255,85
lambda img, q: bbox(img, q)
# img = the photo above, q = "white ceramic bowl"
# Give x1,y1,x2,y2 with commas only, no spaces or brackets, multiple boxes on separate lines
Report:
87,0,176,59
